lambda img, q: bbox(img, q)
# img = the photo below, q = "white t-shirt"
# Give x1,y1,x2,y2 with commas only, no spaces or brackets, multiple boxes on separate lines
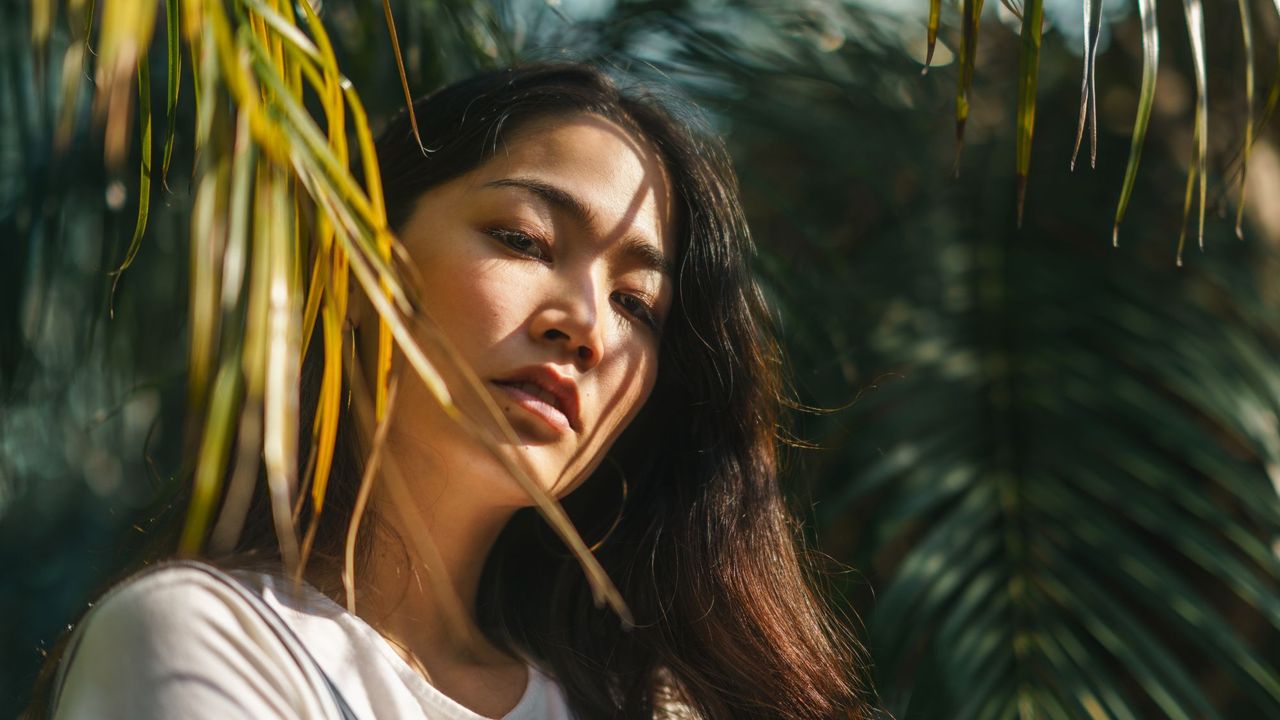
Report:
51,561,574,720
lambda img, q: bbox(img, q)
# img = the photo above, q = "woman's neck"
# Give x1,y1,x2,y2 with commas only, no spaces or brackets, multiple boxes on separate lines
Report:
355,438,521,670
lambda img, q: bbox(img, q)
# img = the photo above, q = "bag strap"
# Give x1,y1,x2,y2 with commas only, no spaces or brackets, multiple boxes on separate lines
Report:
50,559,360,720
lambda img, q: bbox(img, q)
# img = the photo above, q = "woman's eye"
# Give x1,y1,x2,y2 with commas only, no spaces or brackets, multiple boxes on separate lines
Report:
611,291,660,332
487,228,549,261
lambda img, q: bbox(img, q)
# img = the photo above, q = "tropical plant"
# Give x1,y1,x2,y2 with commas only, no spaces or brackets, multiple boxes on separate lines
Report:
27,0,634,625
932,0,1280,262
3,0,1280,718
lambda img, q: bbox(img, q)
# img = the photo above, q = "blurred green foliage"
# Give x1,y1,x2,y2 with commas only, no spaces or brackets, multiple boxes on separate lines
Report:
3,1,1280,717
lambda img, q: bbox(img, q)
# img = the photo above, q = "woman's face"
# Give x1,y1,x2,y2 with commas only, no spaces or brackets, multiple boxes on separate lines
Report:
377,112,676,504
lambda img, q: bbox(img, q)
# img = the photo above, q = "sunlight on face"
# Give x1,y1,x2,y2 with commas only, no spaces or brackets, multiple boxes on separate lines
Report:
380,112,676,505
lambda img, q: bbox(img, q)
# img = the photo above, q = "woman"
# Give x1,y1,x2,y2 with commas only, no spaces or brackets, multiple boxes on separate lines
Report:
33,62,873,719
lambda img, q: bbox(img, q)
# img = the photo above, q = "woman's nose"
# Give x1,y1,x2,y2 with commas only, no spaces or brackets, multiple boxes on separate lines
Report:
530,282,604,372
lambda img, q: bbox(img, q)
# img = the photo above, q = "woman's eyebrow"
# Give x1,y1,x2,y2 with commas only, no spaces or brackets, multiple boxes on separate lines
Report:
484,177,596,227
617,236,674,280
485,176,673,279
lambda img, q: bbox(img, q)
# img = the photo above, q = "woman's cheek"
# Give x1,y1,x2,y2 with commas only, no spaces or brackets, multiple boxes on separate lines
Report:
607,357,657,427
466,273,533,341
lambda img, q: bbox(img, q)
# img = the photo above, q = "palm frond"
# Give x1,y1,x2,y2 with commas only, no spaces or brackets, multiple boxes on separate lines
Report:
924,0,942,74
1179,0,1208,260
954,0,986,175
1014,0,1044,225
33,0,629,619
107,59,152,314
1234,0,1256,239
1069,0,1102,172
1113,0,1159,247
160,0,180,183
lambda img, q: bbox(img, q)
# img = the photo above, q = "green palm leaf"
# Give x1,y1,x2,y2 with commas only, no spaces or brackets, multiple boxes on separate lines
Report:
924,0,942,73
1069,0,1102,171
955,0,986,175
1177,0,1208,264
1113,0,1159,247
107,59,151,313
1232,0,1256,239
1014,0,1044,226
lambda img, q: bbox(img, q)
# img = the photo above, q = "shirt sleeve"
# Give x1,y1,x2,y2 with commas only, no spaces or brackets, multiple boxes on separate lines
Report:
52,565,335,720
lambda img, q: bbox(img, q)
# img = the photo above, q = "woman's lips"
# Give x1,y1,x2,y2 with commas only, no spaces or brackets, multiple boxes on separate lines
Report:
492,380,574,435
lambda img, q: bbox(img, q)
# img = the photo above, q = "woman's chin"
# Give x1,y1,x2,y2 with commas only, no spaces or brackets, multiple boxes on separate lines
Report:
502,415,563,445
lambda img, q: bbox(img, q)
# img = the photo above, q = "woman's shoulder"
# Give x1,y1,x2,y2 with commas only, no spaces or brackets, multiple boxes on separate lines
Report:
51,559,339,720
61,560,265,648
67,559,304,648
85,558,259,610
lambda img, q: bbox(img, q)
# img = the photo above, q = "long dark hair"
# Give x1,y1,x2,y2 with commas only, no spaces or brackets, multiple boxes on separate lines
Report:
28,62,874,719
367,62,871,718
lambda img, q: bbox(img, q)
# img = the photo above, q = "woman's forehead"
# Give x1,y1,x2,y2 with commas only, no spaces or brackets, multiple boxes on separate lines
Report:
477,112,677,255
